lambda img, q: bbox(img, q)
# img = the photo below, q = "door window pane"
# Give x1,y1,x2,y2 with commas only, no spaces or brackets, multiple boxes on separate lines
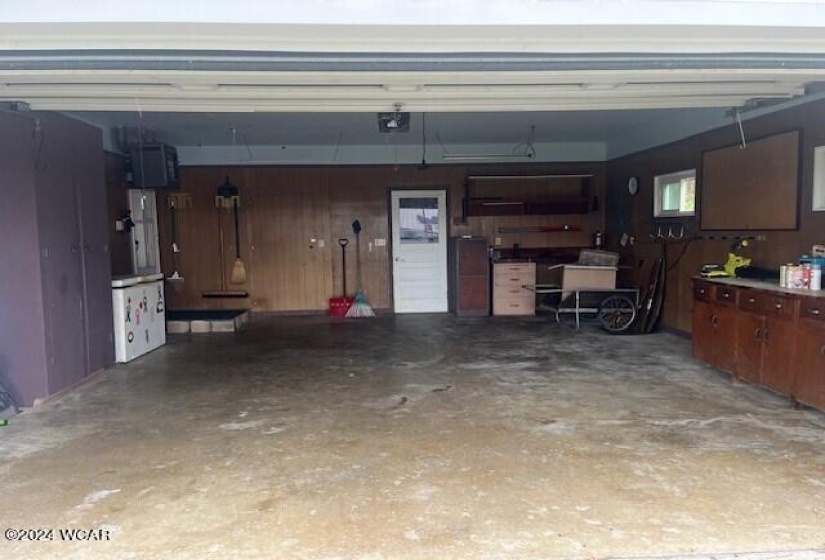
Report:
399,197,439,244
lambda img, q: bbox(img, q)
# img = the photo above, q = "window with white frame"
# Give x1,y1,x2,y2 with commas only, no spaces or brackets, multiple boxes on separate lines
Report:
814,146,825,212
654,169,696,217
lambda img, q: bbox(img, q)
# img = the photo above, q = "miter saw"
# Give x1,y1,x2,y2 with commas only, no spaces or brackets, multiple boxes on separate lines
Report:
701,239,752,278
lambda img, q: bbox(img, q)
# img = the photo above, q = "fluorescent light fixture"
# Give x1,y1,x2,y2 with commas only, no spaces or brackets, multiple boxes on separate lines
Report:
442,152,535,161
440,125,537,161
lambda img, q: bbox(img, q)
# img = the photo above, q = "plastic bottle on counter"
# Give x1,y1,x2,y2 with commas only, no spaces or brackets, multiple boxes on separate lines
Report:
811,264,822,291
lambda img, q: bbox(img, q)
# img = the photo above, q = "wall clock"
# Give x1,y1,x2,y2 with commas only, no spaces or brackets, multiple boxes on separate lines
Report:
627,176,639,196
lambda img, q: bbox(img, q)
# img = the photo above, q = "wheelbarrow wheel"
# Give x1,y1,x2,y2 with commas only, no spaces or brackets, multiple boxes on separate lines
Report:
598,294,636,333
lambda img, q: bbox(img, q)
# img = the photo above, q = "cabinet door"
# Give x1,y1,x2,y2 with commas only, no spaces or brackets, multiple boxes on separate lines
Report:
692,300,715,364
458,276,489,313
456,239,489,314
712,305,738,373
793,324,825,410
760,316,795,396
735,311,763,384
457,239,488,276
35,119,88,394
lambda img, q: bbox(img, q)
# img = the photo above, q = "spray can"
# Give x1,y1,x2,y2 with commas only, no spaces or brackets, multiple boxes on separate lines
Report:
802,264,812,289
811,264,822,291
779,265,788,288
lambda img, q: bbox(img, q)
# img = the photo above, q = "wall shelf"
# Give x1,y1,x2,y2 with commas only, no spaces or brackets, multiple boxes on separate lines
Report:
467,197,589,217
462,173,593,222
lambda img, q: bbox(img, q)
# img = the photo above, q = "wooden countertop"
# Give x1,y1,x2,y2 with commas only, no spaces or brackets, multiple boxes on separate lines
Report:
692,276,825,299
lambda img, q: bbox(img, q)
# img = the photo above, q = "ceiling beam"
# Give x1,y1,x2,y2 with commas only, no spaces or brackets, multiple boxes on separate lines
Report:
13,95,776,113
0,82,806,99
3,22,825,55
2,69,824,86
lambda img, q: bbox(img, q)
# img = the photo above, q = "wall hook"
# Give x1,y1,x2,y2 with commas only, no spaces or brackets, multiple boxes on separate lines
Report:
650,226,666,240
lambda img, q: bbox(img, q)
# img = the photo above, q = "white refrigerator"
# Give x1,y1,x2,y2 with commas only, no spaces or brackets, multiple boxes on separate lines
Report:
112,273,167,363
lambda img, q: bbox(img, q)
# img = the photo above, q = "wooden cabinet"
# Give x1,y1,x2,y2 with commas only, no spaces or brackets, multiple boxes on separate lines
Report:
691,281,737,373
36,115,115,396
793,297,825,410
448,237,490,316
0,112,114,406
692,279,825,412
492,262,536,316
691,300,715,364
734,290,796,394
735,310,764,384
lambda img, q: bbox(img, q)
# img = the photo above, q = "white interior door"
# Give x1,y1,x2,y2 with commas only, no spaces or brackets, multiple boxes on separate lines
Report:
391,190,448,313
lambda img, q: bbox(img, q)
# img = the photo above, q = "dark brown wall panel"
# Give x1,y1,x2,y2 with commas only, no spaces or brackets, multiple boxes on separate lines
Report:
608,98,825,333
159,162,607,313
701,130,799,230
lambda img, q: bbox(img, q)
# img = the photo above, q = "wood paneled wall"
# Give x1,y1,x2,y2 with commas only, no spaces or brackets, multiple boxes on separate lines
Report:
607,98,825,333
105,152,134,277
156,162,606,312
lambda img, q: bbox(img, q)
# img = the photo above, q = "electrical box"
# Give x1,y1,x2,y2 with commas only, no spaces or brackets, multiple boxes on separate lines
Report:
128,143,180,189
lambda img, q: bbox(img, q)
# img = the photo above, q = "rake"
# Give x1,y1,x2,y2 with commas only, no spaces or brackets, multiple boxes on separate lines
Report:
346,219,375,318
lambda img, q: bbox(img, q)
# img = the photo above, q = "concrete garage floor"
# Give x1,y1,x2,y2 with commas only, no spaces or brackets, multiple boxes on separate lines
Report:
2,315,825,560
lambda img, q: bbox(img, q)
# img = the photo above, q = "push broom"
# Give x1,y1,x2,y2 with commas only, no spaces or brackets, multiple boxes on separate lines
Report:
346,219,375,318
202,178,248,299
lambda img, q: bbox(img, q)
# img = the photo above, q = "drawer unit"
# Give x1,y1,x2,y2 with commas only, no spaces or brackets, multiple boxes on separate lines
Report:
493,262,536,316
762,294,795,319
737,291,794,319
494,264,535,283
715,285,737,306
493,298,535,316
693,281,713,303
693,276,825,414
800,297,825,323
738,290,762,313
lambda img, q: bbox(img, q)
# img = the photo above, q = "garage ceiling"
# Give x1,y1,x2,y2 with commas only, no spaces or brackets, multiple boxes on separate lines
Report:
66,108,727,148
2,10,825,161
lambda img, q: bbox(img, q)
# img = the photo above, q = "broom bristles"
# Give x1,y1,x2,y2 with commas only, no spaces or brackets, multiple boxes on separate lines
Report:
346,290,375,317
230,258,247,285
